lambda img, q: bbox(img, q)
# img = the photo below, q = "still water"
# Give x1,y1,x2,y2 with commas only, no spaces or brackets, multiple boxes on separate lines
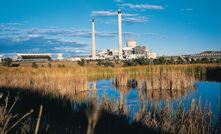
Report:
88,80,220,122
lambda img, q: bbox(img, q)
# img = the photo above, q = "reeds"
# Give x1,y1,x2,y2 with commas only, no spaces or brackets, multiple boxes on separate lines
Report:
0,64,219,102
0,67,89,98
0,88,218,134
113,69,196,91
0,93,33,134
139,99,213,134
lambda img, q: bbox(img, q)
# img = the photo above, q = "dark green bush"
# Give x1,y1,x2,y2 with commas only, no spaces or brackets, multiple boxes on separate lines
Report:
58,64,65,68
2,57,12,67
32,62,38,68
78,59,85,66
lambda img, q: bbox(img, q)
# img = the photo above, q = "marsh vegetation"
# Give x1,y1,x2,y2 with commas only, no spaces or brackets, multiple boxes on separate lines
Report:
0,64,220,133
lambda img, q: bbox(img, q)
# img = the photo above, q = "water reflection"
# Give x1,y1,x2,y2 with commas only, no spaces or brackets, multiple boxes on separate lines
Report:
82,73,220,124
86,77,195,110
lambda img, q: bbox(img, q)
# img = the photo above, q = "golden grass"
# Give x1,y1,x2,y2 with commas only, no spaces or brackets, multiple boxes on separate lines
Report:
0,64,219,100
0,67,88,98
139,99,213,134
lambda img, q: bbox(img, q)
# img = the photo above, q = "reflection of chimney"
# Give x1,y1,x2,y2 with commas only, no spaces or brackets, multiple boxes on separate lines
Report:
118,9,123,60
92,81,96,90
92,17,96,59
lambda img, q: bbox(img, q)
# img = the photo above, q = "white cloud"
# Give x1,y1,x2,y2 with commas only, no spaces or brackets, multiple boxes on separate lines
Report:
92,11,117,17
91,10,147,24
91,10,138,17
123,16,148,23
119,3,164,10
181,8,193,12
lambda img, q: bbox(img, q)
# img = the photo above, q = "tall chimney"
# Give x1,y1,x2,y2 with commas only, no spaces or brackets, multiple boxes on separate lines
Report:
118,9,123,60
91,17,96,59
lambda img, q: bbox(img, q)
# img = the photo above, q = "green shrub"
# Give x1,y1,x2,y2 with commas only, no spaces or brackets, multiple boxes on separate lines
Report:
78,59,85,66
2,57,12,67
96,60,114,67
58,64,65,68
32,62,38,68
48,63,52,68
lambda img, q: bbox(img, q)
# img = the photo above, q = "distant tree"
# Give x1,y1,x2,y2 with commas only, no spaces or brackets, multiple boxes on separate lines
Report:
209,58,216,63
159,57,166,64
3,57,12,67
135,57,148,65
96,59,103,66
153,59,160,65
32,62,38,68
58,64,65,68
177,57,185,64
96,60,115,67
169,57,175,64
77,59,85,66
103,61,115,67
48,63,52,68
190,58,196,64
201,58,209,63
184,57,191,64
115,61,119,64
196,58,201,63
216,58,221,64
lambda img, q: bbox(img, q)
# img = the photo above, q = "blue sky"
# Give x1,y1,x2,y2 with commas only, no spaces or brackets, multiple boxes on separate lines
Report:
0,0,220,57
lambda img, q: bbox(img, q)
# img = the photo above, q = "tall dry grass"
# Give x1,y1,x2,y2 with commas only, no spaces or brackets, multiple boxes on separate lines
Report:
138,99,213,134
0,67,88,98
0,64,219,100
113,68,196,90
0,93,33,134
96,94,214,134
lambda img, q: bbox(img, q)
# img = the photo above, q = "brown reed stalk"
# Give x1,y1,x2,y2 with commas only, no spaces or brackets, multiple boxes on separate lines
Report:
34,105,43,134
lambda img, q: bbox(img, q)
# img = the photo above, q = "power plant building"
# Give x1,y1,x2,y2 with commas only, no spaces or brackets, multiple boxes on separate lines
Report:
88,9,156,60
57,53,64,61
127,40,137,48
16,53,52,61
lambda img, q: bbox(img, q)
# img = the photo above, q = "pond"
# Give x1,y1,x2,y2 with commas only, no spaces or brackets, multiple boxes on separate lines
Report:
88,79,221,123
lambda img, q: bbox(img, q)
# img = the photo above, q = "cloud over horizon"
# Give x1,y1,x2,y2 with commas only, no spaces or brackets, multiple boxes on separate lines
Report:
118,3,164,10
91,10,148,24
0,23,137,57
91,10,138,17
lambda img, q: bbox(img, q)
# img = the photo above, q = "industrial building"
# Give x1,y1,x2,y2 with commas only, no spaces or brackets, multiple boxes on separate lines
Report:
90,10,157,60
16,53,52,61
98,40,157,60
12,9,156,62
56,53,64,61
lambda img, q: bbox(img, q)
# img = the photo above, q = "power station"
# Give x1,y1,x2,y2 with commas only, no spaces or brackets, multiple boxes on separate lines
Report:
90,9,156,60
91,9,123,60
11,9,157,62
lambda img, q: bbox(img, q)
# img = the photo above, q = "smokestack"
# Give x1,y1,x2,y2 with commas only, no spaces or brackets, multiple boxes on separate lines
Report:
118,9,123,60
91,17,96,59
